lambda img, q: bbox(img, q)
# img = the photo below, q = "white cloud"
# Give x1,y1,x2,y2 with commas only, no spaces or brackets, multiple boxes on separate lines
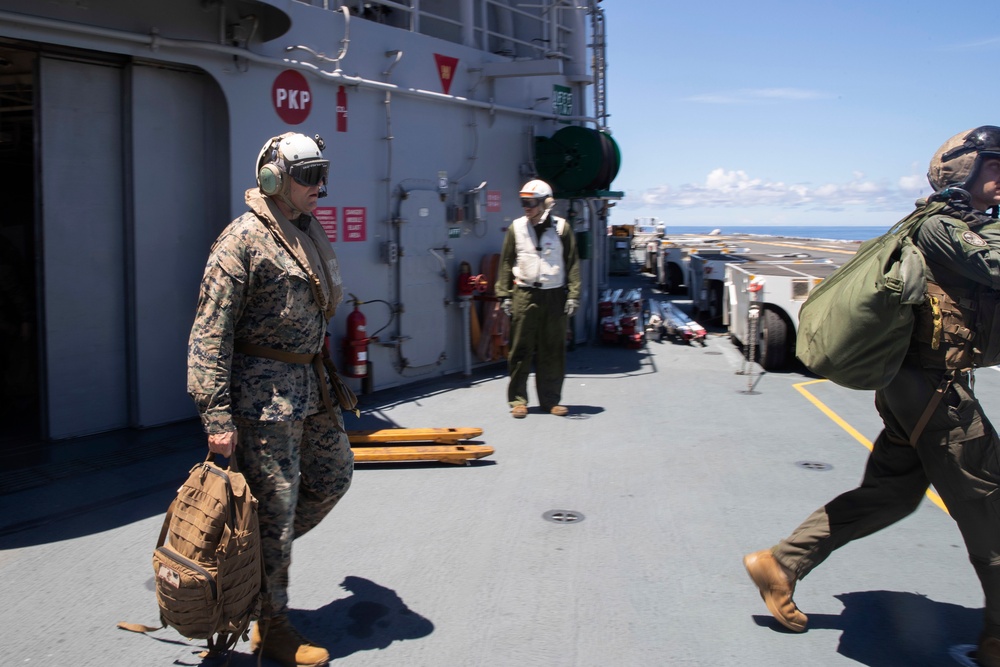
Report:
946,36,1000,50
683,88,835,104
898,174,927,191
624,168,932,213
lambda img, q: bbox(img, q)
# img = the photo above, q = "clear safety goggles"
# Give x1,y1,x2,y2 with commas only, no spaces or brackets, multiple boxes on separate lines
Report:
288,159,330,187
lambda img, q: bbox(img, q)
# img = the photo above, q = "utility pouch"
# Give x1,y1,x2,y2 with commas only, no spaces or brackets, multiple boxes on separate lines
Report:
914,282,976,369
323,356,358,414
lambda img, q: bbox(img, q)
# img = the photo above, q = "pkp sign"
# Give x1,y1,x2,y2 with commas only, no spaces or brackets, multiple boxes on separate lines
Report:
272,70,311,124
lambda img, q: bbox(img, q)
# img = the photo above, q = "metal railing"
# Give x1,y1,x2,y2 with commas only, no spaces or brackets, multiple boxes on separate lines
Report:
297,0,578,60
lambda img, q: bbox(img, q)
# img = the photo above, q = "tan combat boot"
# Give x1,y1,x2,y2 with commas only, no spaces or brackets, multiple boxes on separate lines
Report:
251,615,330,667
743,549,808,632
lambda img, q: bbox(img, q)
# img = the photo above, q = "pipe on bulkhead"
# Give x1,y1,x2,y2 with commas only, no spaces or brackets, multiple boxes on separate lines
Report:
459,296,472,376
0,9,600,126
285,5,350,73
461,0,475,48
563,3,588,81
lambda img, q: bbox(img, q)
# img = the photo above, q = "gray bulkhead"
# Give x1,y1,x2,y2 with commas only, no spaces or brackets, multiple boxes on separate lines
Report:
0,0,613,440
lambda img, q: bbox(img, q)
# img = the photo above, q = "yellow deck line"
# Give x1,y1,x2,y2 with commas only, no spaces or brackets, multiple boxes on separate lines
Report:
793,379,949,515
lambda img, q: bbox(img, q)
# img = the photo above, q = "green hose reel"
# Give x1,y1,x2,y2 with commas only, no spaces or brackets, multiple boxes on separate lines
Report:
534,126,621,197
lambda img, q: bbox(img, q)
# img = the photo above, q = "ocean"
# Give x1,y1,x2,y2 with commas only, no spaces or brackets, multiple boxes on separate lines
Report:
665,225,886,242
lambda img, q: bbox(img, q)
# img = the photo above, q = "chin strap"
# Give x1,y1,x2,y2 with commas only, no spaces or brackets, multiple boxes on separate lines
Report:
532,206,553,226
276,194,304,219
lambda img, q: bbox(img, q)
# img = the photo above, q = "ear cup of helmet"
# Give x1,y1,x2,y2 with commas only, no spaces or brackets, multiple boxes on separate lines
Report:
258,163,284,196
544,196,555,209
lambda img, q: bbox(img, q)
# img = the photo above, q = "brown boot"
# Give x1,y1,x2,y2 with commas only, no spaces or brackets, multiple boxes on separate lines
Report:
743,549,808,632
251,615,330,667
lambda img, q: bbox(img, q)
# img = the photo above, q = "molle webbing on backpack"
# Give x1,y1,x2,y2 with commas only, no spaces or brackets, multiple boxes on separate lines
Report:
913,281,1000,370
120,456,262,658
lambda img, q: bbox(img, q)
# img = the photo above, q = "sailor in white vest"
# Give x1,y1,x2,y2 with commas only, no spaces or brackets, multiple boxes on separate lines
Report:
495,180,581,418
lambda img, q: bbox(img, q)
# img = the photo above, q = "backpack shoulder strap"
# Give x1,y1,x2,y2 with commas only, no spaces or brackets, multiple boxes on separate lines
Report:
116,621,164,634
890,200,949,238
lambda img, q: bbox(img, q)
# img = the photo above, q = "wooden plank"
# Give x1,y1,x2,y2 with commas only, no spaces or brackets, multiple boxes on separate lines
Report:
352,444,494,465
347,427,483,445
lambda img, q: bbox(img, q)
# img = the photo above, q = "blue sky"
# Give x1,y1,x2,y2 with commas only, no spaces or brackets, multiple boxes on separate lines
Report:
602,1,1000,227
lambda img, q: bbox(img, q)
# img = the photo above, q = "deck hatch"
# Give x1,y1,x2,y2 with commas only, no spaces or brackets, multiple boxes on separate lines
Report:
543,510,585,524
796,461,833,471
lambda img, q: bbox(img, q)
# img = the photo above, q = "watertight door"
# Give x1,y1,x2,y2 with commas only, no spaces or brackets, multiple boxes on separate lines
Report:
39,56,129,438
39,56,227,438
396,190,449,371
129,64,228,428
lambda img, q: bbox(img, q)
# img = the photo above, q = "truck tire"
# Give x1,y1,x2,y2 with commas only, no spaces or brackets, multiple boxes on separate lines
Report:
667,264,684,295
707,282,723,322
757,308,789,370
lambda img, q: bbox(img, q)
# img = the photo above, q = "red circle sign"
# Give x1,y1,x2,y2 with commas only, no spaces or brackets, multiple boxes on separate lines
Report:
272,70,312,124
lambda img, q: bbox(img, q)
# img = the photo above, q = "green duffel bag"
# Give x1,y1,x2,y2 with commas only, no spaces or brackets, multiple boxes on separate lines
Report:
795,200,947,390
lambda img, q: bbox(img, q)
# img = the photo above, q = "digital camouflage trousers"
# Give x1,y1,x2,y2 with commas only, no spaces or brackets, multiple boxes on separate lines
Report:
234,408,354,616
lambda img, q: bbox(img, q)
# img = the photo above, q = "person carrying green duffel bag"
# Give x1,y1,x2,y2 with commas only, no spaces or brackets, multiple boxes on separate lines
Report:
744,125,1000,667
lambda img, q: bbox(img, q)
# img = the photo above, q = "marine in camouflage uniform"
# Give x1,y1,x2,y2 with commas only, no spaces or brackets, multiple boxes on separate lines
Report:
744,126,1000,666
187,134,352,634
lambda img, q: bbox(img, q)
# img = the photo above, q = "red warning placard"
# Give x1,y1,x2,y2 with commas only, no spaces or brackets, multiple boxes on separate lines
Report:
314,207,337,242
487,190,501,213
434,54,459,95
343,207,366,242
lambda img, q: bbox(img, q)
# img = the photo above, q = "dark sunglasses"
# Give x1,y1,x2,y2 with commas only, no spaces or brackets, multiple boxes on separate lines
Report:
521,198,541,208
289,159,330,187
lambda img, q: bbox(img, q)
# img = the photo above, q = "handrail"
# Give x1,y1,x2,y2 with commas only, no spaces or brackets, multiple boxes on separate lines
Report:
0,8,598,126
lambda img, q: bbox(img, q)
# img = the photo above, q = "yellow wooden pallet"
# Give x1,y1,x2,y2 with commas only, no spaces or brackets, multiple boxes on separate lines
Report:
347,427,483,445
347,428,491,465
351,443,494,465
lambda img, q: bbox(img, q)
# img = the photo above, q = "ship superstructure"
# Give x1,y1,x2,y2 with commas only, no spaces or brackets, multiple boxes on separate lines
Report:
0,0,621,441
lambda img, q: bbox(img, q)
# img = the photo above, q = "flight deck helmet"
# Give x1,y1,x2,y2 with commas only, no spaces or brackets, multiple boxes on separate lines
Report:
927,126,1000,196
256,132,330,199
519,179,554,211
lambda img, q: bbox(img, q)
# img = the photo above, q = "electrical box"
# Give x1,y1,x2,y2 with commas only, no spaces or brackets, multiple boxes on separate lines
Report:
463,181,487,224
381,241,398,264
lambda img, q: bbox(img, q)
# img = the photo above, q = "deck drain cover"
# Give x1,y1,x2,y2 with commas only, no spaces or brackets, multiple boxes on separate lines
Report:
796,460,833,472
543,510,585,524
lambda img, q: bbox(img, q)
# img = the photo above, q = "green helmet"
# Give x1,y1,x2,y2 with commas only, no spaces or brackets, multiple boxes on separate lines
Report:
927,125,1000,194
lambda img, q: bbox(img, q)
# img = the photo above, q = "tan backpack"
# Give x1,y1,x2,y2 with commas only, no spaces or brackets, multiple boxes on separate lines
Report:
119,455,263,658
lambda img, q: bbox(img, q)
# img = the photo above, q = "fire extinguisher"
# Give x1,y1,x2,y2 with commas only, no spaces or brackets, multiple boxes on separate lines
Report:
343,299,368,378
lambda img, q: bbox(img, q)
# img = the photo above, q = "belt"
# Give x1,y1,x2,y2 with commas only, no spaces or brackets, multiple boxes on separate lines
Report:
234,341,358,417
235,341,315,364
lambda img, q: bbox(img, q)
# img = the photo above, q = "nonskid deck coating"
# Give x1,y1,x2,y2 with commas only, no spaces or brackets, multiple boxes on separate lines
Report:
0,236,991,667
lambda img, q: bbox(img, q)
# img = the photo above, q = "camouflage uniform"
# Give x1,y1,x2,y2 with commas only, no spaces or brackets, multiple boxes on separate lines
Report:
772,202,1000,641
188,188,353,616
